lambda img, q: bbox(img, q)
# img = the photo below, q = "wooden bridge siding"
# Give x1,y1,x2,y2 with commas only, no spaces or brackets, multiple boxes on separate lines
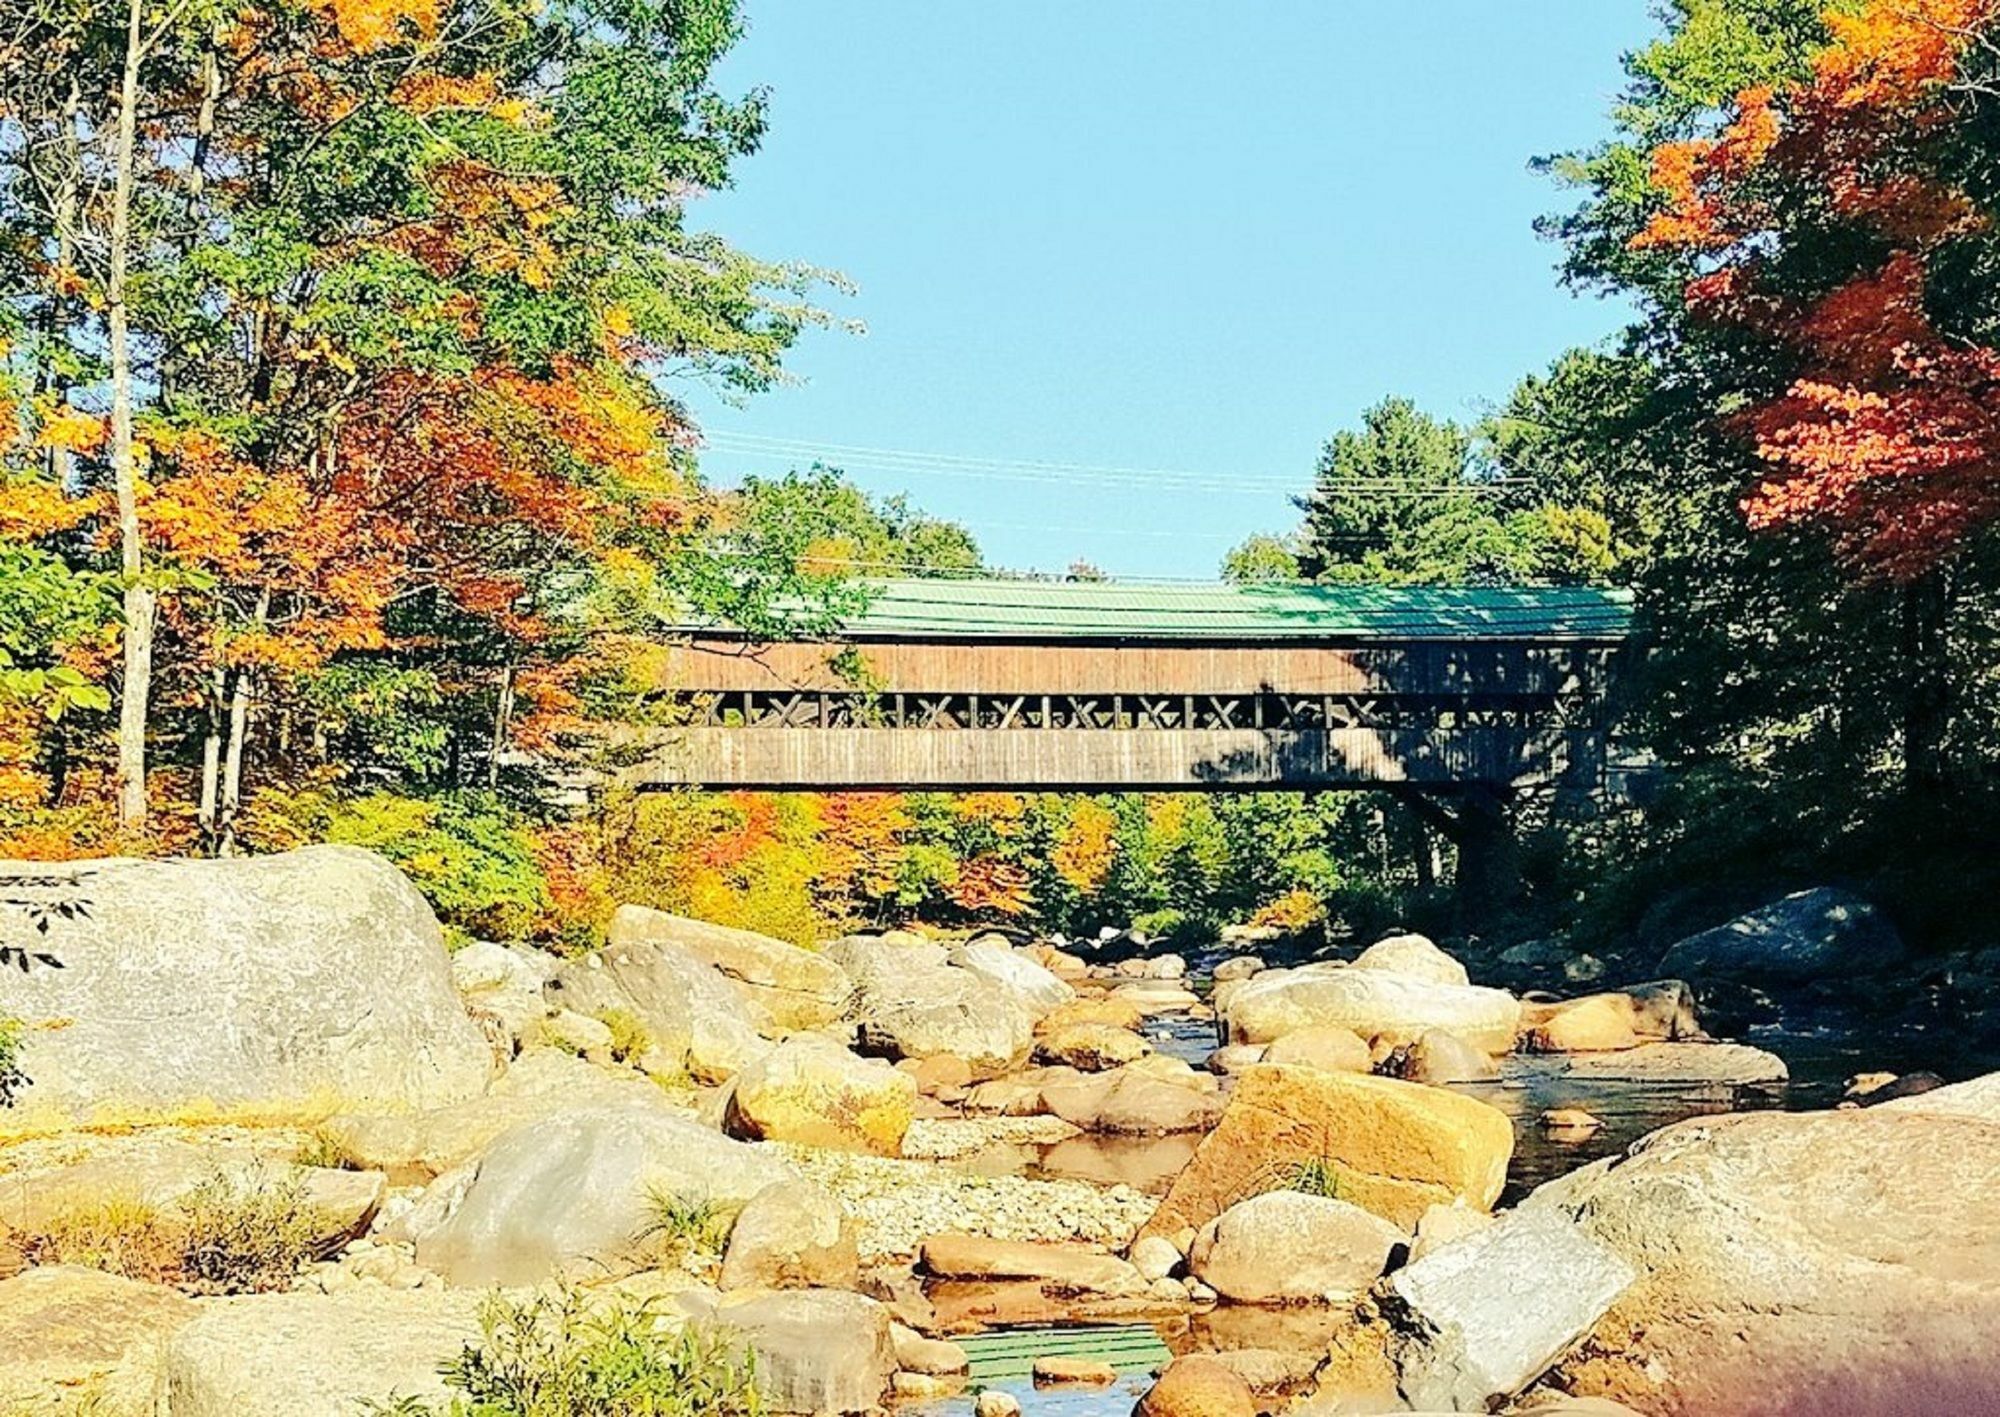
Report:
622,725,1605,791
658,638,1619,698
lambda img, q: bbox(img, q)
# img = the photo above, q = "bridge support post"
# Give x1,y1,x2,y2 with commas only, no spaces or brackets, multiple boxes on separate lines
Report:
1391,785,1519,935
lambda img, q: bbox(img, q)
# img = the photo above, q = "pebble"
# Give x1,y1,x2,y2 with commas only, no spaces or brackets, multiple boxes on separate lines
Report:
976,1391,1023,1417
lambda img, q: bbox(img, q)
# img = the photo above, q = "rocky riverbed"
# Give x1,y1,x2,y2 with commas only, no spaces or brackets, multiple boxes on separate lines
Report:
1,847,1995,1416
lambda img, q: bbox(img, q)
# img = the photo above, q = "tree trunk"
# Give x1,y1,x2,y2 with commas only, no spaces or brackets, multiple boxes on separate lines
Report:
216,588,270,855
197,664,223,840
486,664,515,790
1900,572,1951,795
109,0,152,829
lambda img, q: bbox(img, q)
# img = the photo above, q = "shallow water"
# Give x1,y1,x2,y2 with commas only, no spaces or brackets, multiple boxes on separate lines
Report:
913,974,1961,1416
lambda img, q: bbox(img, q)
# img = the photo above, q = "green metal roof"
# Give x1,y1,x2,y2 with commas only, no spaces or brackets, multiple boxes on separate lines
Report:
798,578,1634,642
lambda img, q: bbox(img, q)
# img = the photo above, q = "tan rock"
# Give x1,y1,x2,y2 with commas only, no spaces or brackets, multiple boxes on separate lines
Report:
1139,1064,1513,1237
897,1054,974,1097
891,1324,968,1376
1187,1190,1404,1303
1034,1356,1117,1385
1040,1066,1224,1136
609,905,851,1030
1035,1023,1153,1072
719,1180,859,1291
1260,1024,1371,1074
1136,1355,1256,1417
1207,1044,1268,1075
1540,1107,1605,1138
975,1389,1023,1417
1211,955,1265,983
0,1265,196,1415
891,1371,963,1401
1526,994,1640,1053
725,1035,917,1156
919,1235,1145,1296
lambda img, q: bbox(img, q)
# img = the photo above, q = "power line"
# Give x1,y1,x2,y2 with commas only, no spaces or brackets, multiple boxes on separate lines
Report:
702,431,1528,499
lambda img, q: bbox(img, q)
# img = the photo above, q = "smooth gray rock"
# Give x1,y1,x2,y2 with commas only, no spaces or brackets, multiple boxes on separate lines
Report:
1225,965,1519,1053
608,905,851,1030
158,1290,481,1416
851,965,1033,1080
1188,1190,1404,1303
549,926,778,1083
1506,1041,1786,1086
326,1046,660,1181
704,1289,895,1414
1351,933,1470,987
1524,1105,2000,1414
948,937,1073,1018
1384,1205,1634,1411
1657,886,1904,985
0,846,493,1118
389,1100,794,1287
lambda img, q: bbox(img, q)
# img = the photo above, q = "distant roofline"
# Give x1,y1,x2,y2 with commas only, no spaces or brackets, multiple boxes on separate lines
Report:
676,577,1636,645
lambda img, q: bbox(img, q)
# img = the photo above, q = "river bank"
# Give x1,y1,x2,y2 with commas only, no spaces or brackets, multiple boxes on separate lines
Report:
1,848,1994,1416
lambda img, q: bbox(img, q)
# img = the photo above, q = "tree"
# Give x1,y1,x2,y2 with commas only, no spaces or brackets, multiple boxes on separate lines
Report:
1220,532,1301,583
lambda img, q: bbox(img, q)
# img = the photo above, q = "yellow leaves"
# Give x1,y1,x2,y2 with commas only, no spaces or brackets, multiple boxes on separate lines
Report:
1052,798,1116,894
0,480,98,540
37,406,106,455
393,73,500,115
319,0,439,53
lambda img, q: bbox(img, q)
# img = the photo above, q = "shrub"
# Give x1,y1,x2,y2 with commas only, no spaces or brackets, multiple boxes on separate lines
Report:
177,1166,324,1293
633,1187,735,1271
366,1287,766,1417
0,1017,26,1107
1276,1157,1345,1200
19,1194,182,1283
595,1008,653,1065
1248,887,1326,934
19,1165,323,1294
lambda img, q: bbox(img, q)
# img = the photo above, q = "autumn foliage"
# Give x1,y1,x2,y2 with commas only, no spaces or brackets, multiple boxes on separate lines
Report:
1635,0,2000,578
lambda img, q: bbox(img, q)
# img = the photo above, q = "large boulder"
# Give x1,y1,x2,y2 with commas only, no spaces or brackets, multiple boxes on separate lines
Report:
549,934,773,1084
949,938,1074,1018
1525,994,1641,1053
725,1035,917,1156
607,905,851,1030
704,1289,896,1415
1508,1042,1787,1087
919,1235,1145,1296
0,1134,383,1256
1225,965,1520,1054
1351,933,1470,987
325,1047,660,1181
158,1289,481,1416
1040,1062,1224,1135
852,966,1034,1080
388,1100,794,1287
1528,1103,2000,1415
1187,1190,1404,1304
1261,1024,1371,1075
0,1265,197,1415
450,940,557,1051
1656,887,1904,986
822,932,950,983
719,1179,860,1292
0,846,493,1121
1139,1065,1514,1237
1381,1205,1634,1411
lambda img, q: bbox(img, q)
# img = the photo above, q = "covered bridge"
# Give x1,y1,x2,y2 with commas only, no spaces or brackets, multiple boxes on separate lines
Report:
622,577,1635,799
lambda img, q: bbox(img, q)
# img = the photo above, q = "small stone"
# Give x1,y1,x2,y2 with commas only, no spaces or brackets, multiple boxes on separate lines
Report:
1137,1355,1256,1417
1185,1279,1217,1304
1539,1107,1605,1138
1147,1276,1188,1303
1212,955,1265,983
892,1371,964,1400
1129,1234,1183,1282
891,1324,968,1376
1034,1357,1117,1386
542,1008,614,1060
975,1390,1023,1417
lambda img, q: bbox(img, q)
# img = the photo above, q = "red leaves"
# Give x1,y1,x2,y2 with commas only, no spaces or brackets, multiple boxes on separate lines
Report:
1635,0,2000,579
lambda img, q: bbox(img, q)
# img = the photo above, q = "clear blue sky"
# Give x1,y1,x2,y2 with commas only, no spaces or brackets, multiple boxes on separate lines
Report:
682,2,1653,579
